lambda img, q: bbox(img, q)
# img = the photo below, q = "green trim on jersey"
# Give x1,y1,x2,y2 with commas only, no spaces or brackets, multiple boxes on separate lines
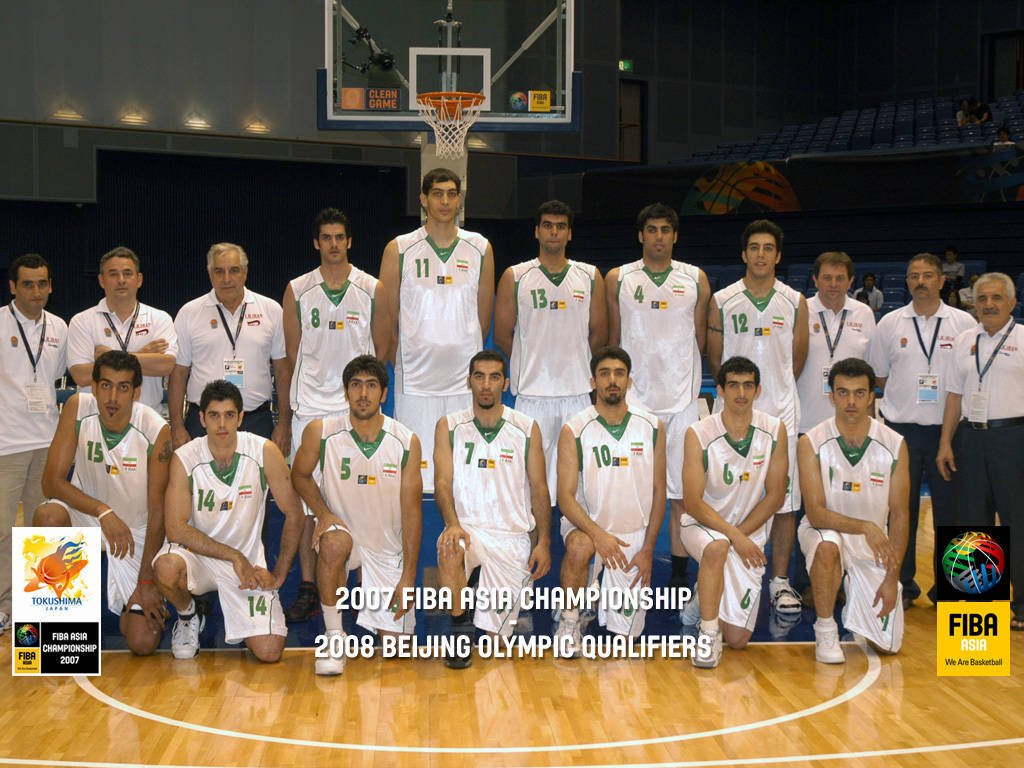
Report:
320,281,350,307
596,412,632,440
260,466,267,491
836,435,872,467
426,235,459,263
401,448,409,468
575,436,583,467
319,437,327,474
349,427,386,459
743,288,775,313
723,425,755,458
539,262,570,286
642,265,672,287
473,417,506,444
210,453,241,486
98,419,132,451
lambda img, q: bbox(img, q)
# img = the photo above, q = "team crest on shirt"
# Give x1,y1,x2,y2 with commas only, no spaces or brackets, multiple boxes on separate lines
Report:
899,337,907,347
122,458,138,472
841,481,862,492
812,323,820,333
612,456,629,466
357,475,377,485
548,301,567,310
754,327,771,336
436,276,454,285
477,459,496,469
630,441,644,456
238,485,253,498
210,318,218,328
104,465,119,476
869,472,885,486
752,454,765,467
382,463,398,478
420,460,428,469
9,336,16,347
649,300,668,310
346,311,360,323
499,448,515,464
328,320,345,330
772,315,785,327
571,289,586,302
455,258,469,272
220,500,233,511
672,284,686,296
740,471,750,482
103,327,112,337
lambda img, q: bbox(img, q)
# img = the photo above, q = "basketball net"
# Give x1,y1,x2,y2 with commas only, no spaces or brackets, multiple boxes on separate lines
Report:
416,91,485,159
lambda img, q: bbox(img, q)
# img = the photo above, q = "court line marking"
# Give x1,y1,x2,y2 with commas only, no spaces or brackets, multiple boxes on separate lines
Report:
72,643,881,754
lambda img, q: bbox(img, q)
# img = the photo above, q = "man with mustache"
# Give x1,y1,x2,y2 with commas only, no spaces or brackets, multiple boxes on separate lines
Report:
869,252,973,608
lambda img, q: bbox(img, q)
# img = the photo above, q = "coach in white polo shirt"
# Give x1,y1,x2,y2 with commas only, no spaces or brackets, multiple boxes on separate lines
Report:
168,242,291,455
937,272,1024,630
797,251,876,433
1,253,68,632
868,252,973,607
67,246,177,410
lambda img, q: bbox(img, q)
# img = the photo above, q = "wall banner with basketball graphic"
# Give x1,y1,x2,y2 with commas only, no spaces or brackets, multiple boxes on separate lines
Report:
11,527,101,676
934,526,1011,677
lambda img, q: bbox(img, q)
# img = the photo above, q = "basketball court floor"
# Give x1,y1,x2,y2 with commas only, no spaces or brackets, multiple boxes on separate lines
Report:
3,498,1022,768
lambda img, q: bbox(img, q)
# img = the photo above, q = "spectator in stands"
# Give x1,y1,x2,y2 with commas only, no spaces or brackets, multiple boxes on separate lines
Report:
959,273,980,314
942,247,965,288
852,273,883,311
957,99,971,128
941,283,961,309
994,126,1014,147
970,99,991,124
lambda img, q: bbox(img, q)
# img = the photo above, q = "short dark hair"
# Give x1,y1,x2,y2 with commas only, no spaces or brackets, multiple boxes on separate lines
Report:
590,346,632,377
716,356,760,388
813,251,854,278
421,167,461,195
200,380,243,413
99,246,140,272
636,203,679,232
314,208,351,240
828,357,876,393
741,219,784,252
862,271,876,283
469,349,508,378
8,253,50,283
343,354,388,390
535,200,574,227
908,252,943,273
92,350,142,388
944,245,959,257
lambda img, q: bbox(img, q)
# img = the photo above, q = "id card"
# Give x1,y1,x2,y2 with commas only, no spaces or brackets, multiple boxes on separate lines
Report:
822,366,832,394
916,373,938,404
224,359,245,388
25,381,48,413
967,391,989,424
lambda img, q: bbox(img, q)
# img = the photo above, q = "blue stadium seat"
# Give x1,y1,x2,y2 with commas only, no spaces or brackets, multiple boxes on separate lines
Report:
883,287,905,302
880,301,903,316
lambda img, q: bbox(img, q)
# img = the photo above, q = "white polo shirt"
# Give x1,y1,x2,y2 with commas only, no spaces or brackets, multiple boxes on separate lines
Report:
868,302,975,425
67,299,177,409
945,318,1024,421
0,303,68,455
797,294,876,432
174,288,285,411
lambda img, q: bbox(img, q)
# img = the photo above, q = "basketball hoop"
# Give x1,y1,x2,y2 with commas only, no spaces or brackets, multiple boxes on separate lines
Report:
416,91,485,159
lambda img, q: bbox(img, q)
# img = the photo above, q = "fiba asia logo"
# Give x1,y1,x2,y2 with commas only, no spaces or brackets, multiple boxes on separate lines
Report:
22,534,91,606
941,531,1005,594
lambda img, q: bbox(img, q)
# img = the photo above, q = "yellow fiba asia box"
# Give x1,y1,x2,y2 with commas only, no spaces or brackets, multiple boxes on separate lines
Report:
936,602,1011,676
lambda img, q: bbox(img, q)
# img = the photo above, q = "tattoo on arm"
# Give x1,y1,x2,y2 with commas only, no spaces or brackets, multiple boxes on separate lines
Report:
708,326,723,334
157,440,173,462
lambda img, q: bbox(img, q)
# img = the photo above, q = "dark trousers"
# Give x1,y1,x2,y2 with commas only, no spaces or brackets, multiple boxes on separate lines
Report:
955,421,1024,613
184,401,274,441
885,421,958,600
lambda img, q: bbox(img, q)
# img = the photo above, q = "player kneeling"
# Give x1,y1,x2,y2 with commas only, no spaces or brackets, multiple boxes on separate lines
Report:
797,358,909,663
555,347,665,655
680,357,788,668
434,351,551,668
292,355,422,676
154,380,303,662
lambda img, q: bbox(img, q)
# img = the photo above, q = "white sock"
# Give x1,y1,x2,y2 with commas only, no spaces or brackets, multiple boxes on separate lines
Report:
179,598,196,617
815,617,838,632
322,603,343,633
771,576,790,585
700,617,719,634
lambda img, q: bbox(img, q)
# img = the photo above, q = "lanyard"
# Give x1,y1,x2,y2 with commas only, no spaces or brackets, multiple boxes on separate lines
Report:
10,304,46,377
818,309,847,361
216,303,247,355
101,303,140,352
911,316,942,373
975,320,1015,385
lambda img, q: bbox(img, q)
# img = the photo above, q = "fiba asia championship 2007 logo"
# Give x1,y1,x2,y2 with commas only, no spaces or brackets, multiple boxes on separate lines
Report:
22,534,91,604
941,531,1005,594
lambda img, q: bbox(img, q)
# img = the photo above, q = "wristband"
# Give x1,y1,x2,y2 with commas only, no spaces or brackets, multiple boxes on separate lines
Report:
137,579,154,585
97,508,114,521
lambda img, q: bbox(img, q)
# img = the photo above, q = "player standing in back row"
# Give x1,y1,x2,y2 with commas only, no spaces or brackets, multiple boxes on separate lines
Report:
707,219,808,616
379,168,495,494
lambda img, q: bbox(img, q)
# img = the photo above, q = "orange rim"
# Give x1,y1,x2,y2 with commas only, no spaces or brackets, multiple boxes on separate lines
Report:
417,91,486,120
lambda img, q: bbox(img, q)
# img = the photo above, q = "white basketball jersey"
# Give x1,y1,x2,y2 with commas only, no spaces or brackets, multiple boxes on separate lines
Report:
509,259,595,397
289,266,378,418
318,413,413,556
618,259,702,413
566,405,659,535
71,394,166,530
176,432,269,566
806,417,904,562
715,278,801,431
448,406,535,534
690,409,781,527
396,227,486,396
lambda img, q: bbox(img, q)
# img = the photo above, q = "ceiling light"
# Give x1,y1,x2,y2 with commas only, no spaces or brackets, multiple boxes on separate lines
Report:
51,105,84,121
119,108,148,126
184,111,211,130
244,119,271,134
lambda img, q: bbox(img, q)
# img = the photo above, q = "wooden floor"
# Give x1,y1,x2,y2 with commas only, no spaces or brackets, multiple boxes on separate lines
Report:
3,501,1022,768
